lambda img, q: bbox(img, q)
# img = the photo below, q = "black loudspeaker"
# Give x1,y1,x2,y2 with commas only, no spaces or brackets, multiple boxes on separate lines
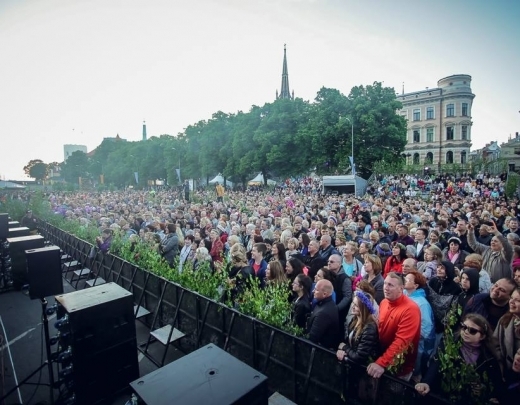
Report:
7,235,45,289
26,246,63,299
131,344,269,405
8,227,30,238
55,283,139,405
0,213,8,239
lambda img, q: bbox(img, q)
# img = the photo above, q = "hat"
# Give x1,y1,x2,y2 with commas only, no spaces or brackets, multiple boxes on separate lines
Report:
217,224,226,233
328,216,337,224
447,236,461,245
360,202,368,209
347,223,358,231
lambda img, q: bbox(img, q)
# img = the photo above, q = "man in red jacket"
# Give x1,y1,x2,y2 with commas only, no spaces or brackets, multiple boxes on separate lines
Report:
367,272,421,381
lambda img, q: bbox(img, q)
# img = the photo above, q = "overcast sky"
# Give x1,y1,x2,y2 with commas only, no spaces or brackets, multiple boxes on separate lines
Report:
1,0,519,180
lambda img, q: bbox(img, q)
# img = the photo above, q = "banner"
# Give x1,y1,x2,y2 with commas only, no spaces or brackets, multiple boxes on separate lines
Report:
100,174,104,184
134,171,139,184
175,168,181,182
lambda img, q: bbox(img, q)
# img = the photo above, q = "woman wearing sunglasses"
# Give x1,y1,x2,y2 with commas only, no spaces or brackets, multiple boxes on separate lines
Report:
415,313,503,403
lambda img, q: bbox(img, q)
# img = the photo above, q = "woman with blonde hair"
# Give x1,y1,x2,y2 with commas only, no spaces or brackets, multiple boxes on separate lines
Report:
362,254,384,304
418,245,442,280
462,253,492,293
280,228,293,247
265,260,288,286
227,244,254,302
336,290,379,364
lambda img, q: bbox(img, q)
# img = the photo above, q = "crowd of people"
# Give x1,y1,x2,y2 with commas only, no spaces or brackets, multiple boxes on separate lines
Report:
5,170,520,403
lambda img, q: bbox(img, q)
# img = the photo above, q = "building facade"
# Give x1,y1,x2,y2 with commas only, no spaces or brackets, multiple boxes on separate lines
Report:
63,144,87,161
397,74,474,170
499,133,520,172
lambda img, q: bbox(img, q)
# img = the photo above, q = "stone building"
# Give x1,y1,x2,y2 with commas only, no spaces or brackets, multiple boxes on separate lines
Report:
499,133,520,172
396,74,474,171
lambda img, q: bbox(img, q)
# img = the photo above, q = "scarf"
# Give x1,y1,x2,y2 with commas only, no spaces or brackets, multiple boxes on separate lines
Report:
448,250,460,264
460,341,481,365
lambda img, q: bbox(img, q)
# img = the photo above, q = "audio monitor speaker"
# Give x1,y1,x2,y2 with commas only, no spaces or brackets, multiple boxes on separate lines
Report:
0,213,8,239
26,245,63,299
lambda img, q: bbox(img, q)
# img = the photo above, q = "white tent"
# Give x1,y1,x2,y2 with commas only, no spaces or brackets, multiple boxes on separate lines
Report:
248,173,276,186
208,174,233,187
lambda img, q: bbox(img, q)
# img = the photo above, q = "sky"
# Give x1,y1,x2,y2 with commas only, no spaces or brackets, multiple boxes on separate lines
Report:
1,0,519,180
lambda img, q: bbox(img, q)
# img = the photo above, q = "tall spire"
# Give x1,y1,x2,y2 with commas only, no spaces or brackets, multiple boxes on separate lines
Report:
277,44,293,100
142,120,147,141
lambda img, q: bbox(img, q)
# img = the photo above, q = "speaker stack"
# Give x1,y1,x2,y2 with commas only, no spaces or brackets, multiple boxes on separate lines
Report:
0,213,12,290
26,246,63,300
52,283,139,405
6,234,44,289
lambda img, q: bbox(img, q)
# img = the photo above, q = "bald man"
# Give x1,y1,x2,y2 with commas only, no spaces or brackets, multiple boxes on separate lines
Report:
307,279,340,349
402,258,417,275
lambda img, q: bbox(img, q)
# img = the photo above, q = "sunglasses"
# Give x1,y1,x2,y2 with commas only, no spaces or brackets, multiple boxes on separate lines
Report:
460,323,482,336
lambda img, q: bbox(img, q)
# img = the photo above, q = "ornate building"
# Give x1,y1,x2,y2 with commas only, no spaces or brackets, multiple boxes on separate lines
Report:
275,44,294,100
396,74,474,170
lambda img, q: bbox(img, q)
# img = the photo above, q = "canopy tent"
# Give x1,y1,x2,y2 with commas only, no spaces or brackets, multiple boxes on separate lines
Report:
0,180,26,189
248,173,276,186
208,174,233,187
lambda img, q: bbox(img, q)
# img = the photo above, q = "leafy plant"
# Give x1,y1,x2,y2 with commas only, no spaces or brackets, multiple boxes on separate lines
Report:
437,305,491,404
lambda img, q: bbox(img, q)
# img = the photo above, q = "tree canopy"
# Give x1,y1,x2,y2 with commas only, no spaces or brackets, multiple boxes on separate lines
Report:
23,159,48,181
23,82,407,187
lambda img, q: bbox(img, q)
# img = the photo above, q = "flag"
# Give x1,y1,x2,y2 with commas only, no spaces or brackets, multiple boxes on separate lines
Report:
134,172,139,184
175,168,181,182
100,174,104,184
349,156,356,175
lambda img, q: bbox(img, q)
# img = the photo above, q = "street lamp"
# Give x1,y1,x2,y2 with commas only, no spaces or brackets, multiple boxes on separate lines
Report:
344,117,354,175
172,148,181,184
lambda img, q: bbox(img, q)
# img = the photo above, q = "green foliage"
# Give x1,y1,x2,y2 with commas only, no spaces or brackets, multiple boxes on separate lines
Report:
386,342,413,376
23,159,48,181
505,172,520,198
61,150,90,184
437,306,491,404
237,279,303,335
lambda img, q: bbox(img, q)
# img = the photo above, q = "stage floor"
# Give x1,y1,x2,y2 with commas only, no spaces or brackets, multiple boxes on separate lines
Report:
0,279,183,405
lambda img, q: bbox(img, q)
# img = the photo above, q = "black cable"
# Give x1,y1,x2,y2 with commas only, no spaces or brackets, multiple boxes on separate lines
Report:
0,334,4,405
25,315,45,405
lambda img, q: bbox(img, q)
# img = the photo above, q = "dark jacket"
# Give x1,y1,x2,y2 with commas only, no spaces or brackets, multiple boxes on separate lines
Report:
428,260,462,296
333,270,353,323
441,247,469,271
228,264,254,302
463,293,510,331
303,253,326,280
307,296,340,349
160,233,179,266
364,273,384,304
318,244,340,261
342,321,380,365
248,259,267,288
457,268,480,310
292,296,312,329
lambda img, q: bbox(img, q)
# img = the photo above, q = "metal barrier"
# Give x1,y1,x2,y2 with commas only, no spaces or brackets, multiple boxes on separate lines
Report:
39,222,453,405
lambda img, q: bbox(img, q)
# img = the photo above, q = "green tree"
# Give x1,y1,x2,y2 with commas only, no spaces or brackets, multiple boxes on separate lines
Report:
61,151,90,184
23,159,48,181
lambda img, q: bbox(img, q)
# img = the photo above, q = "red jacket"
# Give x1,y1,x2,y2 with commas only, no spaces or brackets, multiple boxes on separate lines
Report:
383,257,403,278
376,294,421,377
210,239,224,262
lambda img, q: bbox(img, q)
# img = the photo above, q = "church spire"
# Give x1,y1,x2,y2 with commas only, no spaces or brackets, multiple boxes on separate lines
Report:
277,44,293,100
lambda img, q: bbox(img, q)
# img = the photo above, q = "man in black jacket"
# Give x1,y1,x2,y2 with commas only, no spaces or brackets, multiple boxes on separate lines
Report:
308,280,340,349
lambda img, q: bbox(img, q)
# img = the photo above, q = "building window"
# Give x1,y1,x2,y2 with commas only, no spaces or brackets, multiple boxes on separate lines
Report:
446,104,454,117
413,130,420,143
446,151,453,164
462,103,468,116
461,151,467,164
461,126,468,140
413,153,420,165
426,128,434,142
446,126,454,140
413,109,420,121
426,152,433,164
426,107,434,119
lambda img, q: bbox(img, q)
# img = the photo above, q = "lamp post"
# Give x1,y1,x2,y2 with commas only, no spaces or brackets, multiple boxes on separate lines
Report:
344,117,354,175
172,148,181,185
